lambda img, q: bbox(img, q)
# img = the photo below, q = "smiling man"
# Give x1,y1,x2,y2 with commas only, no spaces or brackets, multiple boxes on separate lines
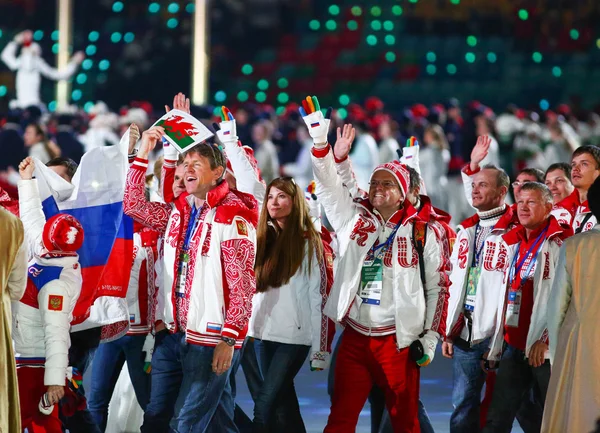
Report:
123,125,258,433
304,102,448,433
544,163,574,204
482,182,572,433
552,145,600,233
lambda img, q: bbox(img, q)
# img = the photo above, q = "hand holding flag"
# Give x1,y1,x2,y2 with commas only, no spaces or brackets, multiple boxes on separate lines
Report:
137,126,165,160
164,92,191,115
299,95,332,147
19,156,35,180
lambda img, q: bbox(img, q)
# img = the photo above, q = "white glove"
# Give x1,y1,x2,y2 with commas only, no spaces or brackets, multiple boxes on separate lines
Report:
38,393,54,415
162,136,179,161
304,181,321,230
143,333,155,364
310,351,330,371
416,330,439,367
302,110,330,147
216,119,238,145
401,143,421,173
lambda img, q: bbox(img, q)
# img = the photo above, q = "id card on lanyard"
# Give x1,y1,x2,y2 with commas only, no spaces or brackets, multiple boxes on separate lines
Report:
177,205,202,297
464,224,486,312
505,229,547,327
359,222,400,306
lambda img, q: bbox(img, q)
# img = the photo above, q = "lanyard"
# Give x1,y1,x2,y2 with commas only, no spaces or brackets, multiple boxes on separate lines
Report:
183,204,203,252
369,221,401,261
471,223,491,267
508,229,547,288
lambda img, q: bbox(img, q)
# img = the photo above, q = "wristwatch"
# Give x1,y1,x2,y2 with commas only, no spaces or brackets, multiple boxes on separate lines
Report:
221,336,236,347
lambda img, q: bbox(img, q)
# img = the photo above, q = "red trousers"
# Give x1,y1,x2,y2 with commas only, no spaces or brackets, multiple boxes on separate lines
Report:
325,327,420,433
17,367,62,433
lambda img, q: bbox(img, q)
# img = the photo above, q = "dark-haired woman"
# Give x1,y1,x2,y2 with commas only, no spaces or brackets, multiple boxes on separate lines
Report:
24,123,60,164
248,177,331,433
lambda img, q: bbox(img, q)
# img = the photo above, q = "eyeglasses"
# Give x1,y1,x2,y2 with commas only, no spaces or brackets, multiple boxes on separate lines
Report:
512,181,524,188
369,180,399,189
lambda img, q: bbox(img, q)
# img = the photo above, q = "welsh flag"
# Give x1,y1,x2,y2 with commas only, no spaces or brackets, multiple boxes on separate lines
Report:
154,109,214,154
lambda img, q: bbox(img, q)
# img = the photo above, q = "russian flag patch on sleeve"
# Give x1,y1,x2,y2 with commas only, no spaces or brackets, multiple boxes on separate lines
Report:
206,322,222,334
48,295,64,311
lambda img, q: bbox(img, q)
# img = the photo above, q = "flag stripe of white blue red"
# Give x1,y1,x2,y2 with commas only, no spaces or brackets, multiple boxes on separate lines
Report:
32,129,134,324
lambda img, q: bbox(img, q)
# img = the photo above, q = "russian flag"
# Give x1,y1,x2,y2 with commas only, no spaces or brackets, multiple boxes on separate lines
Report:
33,129,134,325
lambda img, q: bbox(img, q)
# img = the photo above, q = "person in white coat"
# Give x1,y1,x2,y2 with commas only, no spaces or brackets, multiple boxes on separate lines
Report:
302,98,448,433
481,182,572,432
1,30,84,109
248,176,330,433
15,160,84,432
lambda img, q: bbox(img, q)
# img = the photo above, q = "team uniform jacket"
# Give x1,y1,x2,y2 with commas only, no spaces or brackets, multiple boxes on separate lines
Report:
123,157,258,348
14,178,82,386
446,205,520,344
551,189,597,233
487,217,571,361
311,146,449,349
126,226,160,335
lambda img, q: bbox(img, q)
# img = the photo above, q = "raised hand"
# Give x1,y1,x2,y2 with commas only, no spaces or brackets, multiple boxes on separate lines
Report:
334,124,356,161
15,30,32,44
128,123,140,154
19,157,35,180
137,126,165,159
165,92,191,114
470,135,491,171
214,106,237,144
72,51,85,64
299,95,331,147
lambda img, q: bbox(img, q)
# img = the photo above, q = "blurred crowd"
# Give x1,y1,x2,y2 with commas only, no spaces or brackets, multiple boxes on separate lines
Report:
2,96,600,226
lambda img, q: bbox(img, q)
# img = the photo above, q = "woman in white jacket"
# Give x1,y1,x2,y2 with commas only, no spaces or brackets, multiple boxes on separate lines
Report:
248,176,330,433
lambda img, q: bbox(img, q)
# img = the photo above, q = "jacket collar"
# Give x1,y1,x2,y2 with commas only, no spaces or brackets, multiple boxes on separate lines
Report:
460,203,517,231
502,215,572,245
416,195,451,224
184,180,230,210
357,198,418,227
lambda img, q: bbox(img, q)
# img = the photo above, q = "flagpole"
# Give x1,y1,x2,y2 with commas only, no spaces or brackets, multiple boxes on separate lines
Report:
56,0,73,111
191,0,209,105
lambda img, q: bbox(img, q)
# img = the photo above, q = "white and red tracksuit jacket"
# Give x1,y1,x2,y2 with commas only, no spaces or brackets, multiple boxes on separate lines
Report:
123,157,258,348
551,188,597,233
126,224,160,335
487,216,572,361
13,177,82,386
446,205,520,344
311,146,449,349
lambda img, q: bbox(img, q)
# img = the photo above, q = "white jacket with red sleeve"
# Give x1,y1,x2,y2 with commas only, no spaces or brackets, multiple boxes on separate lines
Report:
123,157,259,347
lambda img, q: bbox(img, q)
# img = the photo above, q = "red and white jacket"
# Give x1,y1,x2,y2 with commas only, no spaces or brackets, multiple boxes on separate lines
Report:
446,205,520,344
312,146,449,350
551,189,597,234
126,224,160,335
13,178,82,386
487,217,572,361
123,157,258,348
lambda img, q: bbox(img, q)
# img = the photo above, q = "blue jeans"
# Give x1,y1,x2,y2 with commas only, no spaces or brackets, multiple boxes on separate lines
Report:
482,344,550,433
88,334,150,431
450,338,490,433
141,332,240,433
252,339,310,433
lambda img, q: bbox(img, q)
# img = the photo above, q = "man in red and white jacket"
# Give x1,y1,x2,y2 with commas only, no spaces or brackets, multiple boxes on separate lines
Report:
443,136,519,433
481,182,572,433
304,100,448,433
14,162,85,433
551,145,600,234
123,125,258,433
